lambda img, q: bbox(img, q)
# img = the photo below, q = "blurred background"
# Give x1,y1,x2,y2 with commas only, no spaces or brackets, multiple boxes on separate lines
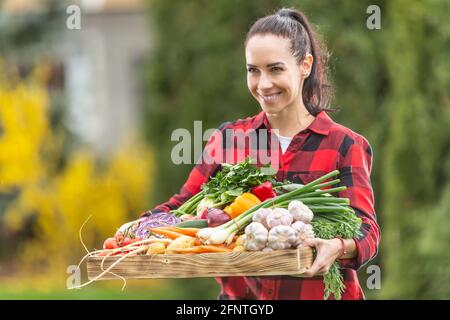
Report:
0,0,449,299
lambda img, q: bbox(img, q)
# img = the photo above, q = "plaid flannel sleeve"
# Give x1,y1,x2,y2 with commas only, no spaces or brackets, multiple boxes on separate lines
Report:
337,134,380,270
140,124,225,217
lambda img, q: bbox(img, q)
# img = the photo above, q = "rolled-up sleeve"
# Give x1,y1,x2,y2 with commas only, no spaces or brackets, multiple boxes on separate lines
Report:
337,134,380,270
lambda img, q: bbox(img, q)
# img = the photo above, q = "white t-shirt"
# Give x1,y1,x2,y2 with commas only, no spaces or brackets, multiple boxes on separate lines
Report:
277,134,293,154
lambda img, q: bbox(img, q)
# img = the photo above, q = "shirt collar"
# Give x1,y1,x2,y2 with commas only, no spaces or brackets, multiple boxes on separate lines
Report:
249,111,266,130
308,111,332,136
250,110,332,136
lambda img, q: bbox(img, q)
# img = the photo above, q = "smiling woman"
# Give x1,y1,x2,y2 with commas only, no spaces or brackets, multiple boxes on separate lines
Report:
137,7,380,300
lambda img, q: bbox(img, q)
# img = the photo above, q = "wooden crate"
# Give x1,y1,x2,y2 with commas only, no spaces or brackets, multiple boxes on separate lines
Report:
86,247,313,280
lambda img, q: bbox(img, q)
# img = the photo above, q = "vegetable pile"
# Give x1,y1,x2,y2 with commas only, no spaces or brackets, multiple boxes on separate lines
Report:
76,158,361,300
170,157,279,219
194,167,361,300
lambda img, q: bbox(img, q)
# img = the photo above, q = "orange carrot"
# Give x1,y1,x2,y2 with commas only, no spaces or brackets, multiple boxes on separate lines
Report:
226,241,237,250
169,247,204,254
148,228,190,240
158,226,200,237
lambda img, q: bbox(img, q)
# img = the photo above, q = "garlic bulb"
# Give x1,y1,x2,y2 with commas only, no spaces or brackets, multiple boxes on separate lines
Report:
252,208,272,229
291,221,315,247
244,222,269,251
266,208,293,229
267,225,297,250
288,200,314,223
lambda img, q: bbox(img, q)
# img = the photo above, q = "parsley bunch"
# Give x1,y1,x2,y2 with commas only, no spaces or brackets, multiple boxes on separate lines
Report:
201,157,279,203
311,210,362,300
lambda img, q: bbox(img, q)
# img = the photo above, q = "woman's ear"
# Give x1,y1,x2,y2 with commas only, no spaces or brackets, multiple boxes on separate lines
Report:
301,54,314,78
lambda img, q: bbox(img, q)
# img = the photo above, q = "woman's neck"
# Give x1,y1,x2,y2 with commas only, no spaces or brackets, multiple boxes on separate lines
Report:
266,101,315,137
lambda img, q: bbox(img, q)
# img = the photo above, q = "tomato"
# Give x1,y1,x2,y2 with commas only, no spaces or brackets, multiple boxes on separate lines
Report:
121,237,133,247
103,237,119,250
132,237,143,246
115,234,124,243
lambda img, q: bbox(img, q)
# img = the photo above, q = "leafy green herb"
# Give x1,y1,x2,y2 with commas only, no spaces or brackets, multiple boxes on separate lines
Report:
311,211,362,300
201,157,279,202
171,157,280,217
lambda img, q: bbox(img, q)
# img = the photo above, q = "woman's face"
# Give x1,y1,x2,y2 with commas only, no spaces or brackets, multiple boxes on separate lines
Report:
245,34,311,115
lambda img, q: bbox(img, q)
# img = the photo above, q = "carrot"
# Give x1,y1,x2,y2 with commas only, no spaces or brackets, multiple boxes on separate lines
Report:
169,247,204,254
148,228,189,239
158,226,200,237
226,241,237,250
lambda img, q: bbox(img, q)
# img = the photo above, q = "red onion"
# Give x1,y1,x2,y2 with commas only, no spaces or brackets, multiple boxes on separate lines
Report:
206,208,231,227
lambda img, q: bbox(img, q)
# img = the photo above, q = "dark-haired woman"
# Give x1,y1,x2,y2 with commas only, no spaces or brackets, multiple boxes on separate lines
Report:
138,8,380,300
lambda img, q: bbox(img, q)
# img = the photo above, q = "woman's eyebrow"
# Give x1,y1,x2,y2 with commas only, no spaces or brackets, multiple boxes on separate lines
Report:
246,62,285,68
267,62,285,67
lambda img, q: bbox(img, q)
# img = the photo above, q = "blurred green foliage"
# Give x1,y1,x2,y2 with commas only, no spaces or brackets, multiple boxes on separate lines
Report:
0,0,63,56
143,0,450,299
0,278,220,300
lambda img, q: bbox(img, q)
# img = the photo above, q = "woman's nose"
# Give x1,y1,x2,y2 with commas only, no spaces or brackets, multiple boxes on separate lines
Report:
258,73,273,90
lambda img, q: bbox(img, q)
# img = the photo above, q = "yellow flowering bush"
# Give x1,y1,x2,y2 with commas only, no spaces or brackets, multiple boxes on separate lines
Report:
0,62,154,290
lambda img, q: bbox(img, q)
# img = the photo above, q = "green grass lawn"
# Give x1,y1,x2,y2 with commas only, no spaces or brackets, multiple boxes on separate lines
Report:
0,278,220,300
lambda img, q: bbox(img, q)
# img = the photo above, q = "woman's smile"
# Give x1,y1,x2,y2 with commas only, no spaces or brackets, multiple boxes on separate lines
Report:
258,91,283,103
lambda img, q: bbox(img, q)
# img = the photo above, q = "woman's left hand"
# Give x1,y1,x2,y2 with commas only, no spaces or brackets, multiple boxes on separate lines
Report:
302,238,342,277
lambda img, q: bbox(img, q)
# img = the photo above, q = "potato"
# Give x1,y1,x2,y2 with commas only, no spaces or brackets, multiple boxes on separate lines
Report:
146,242,166,254
235,235,246,247
166,236,196,253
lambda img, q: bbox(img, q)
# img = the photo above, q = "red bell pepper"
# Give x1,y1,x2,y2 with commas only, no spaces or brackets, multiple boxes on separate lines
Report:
251,181,277,201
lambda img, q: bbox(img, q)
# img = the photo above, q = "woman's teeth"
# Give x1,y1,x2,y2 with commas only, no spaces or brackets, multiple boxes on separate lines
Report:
260,92,282,102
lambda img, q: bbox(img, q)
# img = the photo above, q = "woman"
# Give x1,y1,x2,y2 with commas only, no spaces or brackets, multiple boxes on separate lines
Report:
138,7,380,300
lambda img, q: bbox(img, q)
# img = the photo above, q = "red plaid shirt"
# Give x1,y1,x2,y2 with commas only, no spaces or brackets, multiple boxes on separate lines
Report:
144,111,380,300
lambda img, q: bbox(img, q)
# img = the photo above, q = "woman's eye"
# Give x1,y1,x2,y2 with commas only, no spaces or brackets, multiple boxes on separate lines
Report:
247,67,258,73
271,67,283,72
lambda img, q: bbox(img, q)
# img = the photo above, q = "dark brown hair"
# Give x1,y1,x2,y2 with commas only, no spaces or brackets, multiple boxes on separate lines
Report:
245,7,335,115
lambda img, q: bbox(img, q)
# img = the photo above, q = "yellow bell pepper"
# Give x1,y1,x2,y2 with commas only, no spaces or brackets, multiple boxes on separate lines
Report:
224,192,261,219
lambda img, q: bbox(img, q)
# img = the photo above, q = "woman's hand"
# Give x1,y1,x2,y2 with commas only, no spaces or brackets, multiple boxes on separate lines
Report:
302,238,343,277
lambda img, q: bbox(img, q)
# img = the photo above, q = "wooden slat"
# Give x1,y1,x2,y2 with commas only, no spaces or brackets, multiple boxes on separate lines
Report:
87,247,313,280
